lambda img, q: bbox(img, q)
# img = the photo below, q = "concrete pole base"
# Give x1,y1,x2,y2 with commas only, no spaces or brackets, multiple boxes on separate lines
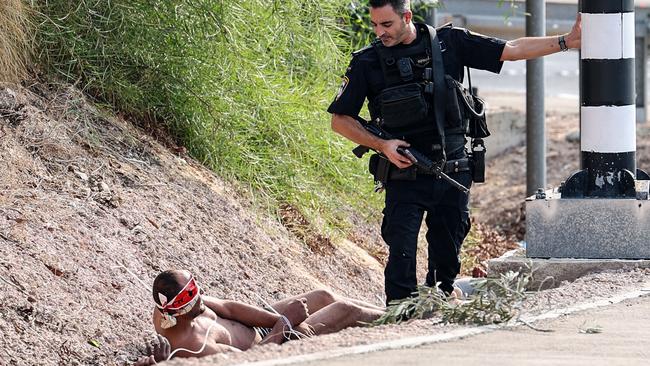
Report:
526,189,650,259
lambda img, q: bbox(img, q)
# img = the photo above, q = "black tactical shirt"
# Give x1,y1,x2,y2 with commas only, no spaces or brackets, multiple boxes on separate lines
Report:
328,24,506,157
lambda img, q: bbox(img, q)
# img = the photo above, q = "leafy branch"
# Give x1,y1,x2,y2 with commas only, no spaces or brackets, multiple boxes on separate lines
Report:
374,270,531,326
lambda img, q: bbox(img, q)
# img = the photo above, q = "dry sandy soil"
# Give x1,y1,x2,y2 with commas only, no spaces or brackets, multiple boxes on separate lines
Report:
1,83,649,366
0,81,386,366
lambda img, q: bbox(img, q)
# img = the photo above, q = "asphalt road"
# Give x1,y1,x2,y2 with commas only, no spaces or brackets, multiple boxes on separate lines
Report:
301,295,650,366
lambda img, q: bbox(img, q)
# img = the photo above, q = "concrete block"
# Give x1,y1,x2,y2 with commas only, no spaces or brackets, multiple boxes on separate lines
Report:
526,191,650,259
487,251,650,290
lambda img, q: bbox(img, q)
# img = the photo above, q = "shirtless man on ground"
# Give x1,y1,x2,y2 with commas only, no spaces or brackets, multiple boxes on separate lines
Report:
135,269,385,365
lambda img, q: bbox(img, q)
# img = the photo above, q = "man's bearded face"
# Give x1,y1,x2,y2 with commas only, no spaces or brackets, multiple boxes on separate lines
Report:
370,4,410,47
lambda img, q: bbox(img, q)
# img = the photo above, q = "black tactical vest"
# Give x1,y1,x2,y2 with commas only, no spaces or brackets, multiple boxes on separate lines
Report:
369,23,490,160
368,24,437,139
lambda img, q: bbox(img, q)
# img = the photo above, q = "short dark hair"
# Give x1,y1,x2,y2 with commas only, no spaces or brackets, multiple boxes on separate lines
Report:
152,270,186,306
369,0,410,15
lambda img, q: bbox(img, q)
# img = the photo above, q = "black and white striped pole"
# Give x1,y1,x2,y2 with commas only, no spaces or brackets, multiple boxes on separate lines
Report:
526,0,650,260
562,0,648,197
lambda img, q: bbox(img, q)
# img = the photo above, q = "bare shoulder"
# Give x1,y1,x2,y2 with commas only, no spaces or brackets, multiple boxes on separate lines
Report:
152,308,162,332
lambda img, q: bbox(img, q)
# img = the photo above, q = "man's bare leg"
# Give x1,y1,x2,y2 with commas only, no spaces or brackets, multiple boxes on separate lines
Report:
269,290,384,315
268,290,337,315
339,296,385,312
304,301,383,336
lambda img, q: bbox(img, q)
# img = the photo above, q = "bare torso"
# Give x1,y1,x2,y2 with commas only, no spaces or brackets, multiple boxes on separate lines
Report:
153,307,261,358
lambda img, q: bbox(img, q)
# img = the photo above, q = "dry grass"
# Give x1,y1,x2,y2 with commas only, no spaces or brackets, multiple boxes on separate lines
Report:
0,0,31,83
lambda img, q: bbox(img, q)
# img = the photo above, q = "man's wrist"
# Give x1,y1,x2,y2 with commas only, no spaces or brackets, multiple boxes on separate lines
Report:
374,139,388,155
558,35,569,51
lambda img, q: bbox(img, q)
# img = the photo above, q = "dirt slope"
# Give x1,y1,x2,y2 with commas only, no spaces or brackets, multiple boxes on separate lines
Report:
3,83,648,366
0,82,385,366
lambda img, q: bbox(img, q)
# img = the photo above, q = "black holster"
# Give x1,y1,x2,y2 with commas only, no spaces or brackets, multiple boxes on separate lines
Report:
369,154,419,185
369,154,391,185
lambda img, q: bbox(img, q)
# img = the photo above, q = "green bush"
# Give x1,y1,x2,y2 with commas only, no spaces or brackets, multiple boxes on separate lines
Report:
32,0,476,239
32,0,387,236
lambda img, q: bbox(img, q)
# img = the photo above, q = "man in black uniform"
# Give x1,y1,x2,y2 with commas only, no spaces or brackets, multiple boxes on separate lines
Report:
328,0,581,304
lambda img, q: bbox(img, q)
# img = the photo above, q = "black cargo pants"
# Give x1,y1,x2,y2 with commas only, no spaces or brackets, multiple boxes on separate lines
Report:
381,171,472,304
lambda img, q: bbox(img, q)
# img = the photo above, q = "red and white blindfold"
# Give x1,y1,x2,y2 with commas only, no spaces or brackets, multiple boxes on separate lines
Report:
156,276,201,312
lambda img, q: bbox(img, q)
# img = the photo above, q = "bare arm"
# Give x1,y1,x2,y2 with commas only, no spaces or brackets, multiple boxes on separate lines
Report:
331,113,412,169
501,14,581,61
202,296,280,327
257,299,314,345
203,296,309,329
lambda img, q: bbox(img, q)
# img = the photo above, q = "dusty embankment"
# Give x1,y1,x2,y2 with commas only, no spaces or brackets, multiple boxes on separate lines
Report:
3,81,648,366
0,82,387,366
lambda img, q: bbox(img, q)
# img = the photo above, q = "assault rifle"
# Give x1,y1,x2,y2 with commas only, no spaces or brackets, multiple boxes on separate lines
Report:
351,117,469,194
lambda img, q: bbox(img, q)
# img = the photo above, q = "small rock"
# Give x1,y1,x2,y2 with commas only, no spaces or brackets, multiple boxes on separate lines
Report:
565,130,580,143
100,182,110,192
74,171,89,181
108,194,122,208
114,355,130,364
0,88,17,110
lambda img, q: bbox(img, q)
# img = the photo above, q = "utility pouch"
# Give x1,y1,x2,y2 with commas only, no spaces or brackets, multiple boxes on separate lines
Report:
445,76,489,138
466,94,489,139
378,83,428,129
470,139,486,183
444,76,468,132
464,67,490,139
369,154,391,185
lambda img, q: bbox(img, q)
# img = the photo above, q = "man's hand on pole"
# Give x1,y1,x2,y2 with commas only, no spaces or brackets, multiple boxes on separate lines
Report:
565,13,582,50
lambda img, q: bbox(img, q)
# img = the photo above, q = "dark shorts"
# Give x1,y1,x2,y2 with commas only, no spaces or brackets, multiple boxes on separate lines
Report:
254,326,272,339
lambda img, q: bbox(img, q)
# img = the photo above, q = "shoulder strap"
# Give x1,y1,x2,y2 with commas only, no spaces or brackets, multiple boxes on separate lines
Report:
372,40,403,86
426,24,447,163
352,43,374,57
466,66,473,93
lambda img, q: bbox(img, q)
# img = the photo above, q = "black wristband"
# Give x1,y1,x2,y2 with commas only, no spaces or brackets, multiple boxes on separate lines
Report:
558,35,568,52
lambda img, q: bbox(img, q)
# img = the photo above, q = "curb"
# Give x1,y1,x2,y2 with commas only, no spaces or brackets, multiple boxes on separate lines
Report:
235,284,650,366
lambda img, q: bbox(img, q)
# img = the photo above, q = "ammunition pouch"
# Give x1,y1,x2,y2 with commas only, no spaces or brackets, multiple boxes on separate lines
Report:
445,76,490,139
377,83,429,130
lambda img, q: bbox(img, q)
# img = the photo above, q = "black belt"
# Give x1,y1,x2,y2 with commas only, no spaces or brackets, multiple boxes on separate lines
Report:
388,158,470,181
417,158,470,175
